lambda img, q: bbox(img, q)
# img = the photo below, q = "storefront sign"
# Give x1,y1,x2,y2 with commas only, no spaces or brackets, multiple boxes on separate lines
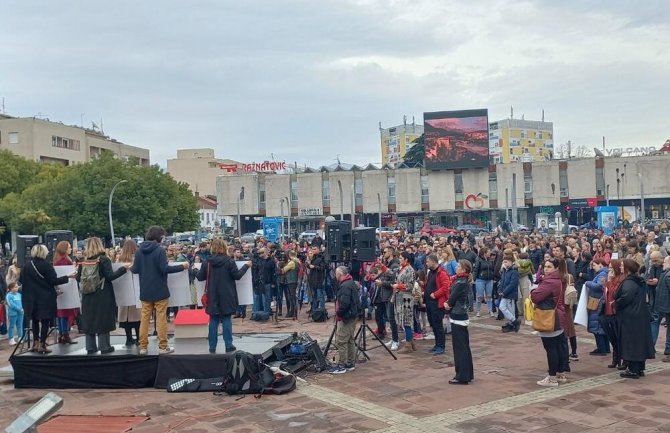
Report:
219,161,287,173
464,193,487,210
299,208,322,217
569,198,598,208
603,146,656,157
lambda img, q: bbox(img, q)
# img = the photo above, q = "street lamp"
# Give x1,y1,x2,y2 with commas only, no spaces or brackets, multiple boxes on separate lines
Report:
284,196,291,241
639,173,645,224
606,184,610,207
377,192,382,233
236,187,245,237
109,180,128,247
337,179,343,221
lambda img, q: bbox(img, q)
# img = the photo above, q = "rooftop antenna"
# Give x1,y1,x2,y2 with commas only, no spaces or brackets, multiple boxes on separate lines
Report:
541,109,544,122
510,106,514,119
378,121,382,132
1,97,5,114
100,118,104,135
602,136,605,149
80,113,85,127
403,115,407,127
336,154,341,165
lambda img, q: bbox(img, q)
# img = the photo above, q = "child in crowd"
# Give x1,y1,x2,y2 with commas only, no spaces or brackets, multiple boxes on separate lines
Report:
6,282,24,345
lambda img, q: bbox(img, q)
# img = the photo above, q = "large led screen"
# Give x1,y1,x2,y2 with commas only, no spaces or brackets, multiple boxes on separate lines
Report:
424,109,490,170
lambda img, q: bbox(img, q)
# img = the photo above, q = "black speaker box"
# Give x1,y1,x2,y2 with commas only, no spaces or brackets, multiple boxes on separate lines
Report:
325,220,351,262
351,227,376,261
16,235,39,268
44,230,74,261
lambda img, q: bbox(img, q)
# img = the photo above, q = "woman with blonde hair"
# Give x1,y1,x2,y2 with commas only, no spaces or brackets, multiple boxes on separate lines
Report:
78,237,128,354
19,244,77,353
117,240,141,347
53,240,79,344
440,246,458,276
5,255,21,288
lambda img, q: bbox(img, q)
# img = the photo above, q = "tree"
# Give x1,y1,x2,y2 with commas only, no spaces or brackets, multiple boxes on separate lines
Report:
0,151,200,238
0,149,41,197
401,134,425,167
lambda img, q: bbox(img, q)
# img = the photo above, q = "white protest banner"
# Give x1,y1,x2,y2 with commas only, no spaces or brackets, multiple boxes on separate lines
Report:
235,261,253,306
574,285,589,327
55,265,81,309
168,262,191,307
112,263,137,307
193,263,206,307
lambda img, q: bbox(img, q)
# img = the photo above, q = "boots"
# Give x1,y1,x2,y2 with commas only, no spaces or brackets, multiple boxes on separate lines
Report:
62,333,77,344
58,334,66,344
400,340,416,354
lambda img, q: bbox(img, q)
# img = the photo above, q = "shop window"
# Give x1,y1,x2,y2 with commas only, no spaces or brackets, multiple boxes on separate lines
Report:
322,179,330,207
420,175,429,204
387,176,396,204
454,173,463,201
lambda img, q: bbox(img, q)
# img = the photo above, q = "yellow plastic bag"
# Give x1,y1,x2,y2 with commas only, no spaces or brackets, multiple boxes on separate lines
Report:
524,297,534,322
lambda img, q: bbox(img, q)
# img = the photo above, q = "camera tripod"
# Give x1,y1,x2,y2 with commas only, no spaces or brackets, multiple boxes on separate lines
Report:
323,311,397,365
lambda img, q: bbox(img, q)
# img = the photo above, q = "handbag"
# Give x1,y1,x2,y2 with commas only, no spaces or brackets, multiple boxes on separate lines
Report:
587,296,600,311
200,263,211,307
564,277,577,307
532,296,558,332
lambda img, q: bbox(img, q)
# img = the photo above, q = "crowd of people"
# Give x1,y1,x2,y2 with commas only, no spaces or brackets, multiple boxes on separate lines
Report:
1,220,668,387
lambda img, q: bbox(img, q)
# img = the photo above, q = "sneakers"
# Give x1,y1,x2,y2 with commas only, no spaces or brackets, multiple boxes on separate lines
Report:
537,375,559,387
8,338,17,346
158,346,174,355
139,348,148,355
413,332,423,340
423,333,435,340
329,364,347,374
476,312,481,318
556,373,568,384
225,345,237,353
433,347,445,355
490,312,496,317
344,363,355,371
569,353,579,361
390,341,399,351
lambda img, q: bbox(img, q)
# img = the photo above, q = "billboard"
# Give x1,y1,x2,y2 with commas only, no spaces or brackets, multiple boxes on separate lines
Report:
424,109,489,170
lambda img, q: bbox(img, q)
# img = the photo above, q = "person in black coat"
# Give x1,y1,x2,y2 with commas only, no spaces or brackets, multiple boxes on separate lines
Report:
78,237,128,354
615,259,655,378
196,239,250,353
19,244,77,354
445,260,474,384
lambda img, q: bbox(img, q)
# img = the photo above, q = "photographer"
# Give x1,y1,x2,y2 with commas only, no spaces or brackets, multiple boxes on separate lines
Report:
256,248,277,314
280,250,299,319
307,246,326,314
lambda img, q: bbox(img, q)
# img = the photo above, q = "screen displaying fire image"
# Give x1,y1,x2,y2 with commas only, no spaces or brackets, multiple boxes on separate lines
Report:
424,109,489,170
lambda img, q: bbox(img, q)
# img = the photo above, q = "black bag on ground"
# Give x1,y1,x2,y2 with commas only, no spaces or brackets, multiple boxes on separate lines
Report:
222,351,274,395
167,377,224,393
311,308,328,322
251,311,270,322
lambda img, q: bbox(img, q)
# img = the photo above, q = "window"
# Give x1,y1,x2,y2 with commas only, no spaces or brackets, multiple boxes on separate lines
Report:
355,178,363,206
322,179,330,206
596,167,605,196
387,176,396,204
290,180,298,206
9,132,19,144
488,172,498,200
520,130,526,138
559,169,569,197
259,182,266,209
51,135,80,151
420,175,429,204
524,173,533,198
510,139,520,147
454,173,463,201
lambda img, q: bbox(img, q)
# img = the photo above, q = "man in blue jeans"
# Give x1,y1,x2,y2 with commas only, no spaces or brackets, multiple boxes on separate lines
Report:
257,248,277,313
307,246,326,313
652,255,670,359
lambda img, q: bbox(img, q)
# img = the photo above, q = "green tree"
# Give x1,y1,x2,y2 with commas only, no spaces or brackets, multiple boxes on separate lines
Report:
0,151,200,238
0,149,41,197
401,134,425,167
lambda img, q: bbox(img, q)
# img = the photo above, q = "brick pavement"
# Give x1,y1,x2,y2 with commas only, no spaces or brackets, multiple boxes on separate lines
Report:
1,305,669,432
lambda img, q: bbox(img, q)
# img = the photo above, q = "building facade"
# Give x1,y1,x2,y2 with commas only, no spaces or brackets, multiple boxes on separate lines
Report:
379,117,423,168
167,148,241,197
489,118,554,164
0,114,150,165
217,154,670,235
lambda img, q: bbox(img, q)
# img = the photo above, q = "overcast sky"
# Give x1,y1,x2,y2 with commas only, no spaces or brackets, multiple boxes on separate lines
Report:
1,0,669,168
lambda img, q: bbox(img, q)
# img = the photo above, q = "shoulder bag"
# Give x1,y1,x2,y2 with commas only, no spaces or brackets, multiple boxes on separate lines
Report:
532,294,558,332
200,263,211,307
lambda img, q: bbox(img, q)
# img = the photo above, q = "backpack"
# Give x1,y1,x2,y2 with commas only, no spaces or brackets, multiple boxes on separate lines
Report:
221,351,274,395
311,308,328,322
80,259,104,295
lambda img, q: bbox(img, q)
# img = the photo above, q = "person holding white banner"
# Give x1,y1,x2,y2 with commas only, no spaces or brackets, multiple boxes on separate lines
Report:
116,240,140,347
78,237,129,355
132,226,189,355
19,244,77,354
195,238,251,354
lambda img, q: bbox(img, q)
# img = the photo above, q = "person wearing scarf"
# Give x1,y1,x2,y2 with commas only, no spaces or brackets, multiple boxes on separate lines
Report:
445,260,474,385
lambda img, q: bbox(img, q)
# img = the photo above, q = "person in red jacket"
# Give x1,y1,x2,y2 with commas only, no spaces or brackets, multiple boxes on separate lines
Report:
425,253,451,355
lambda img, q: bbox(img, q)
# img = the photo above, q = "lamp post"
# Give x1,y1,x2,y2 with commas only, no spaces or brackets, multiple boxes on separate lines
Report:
109,180,127,247
639,173,645,224
337,179,343,221
236,187,245,237
279,198,285,240
377,192,382,233
606,184,610,207
284,196,291,241
350,184,355,230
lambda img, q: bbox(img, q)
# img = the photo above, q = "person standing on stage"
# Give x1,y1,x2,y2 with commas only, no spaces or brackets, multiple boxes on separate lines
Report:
131,226,189,355
19,244,77,354
445,259,474,384
52,240,79,345
196,238,250,354
117,240,141,347
78,237,128,355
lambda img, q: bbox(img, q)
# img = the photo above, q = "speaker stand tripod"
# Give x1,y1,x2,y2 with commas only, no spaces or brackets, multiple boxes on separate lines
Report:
323,314,397,365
